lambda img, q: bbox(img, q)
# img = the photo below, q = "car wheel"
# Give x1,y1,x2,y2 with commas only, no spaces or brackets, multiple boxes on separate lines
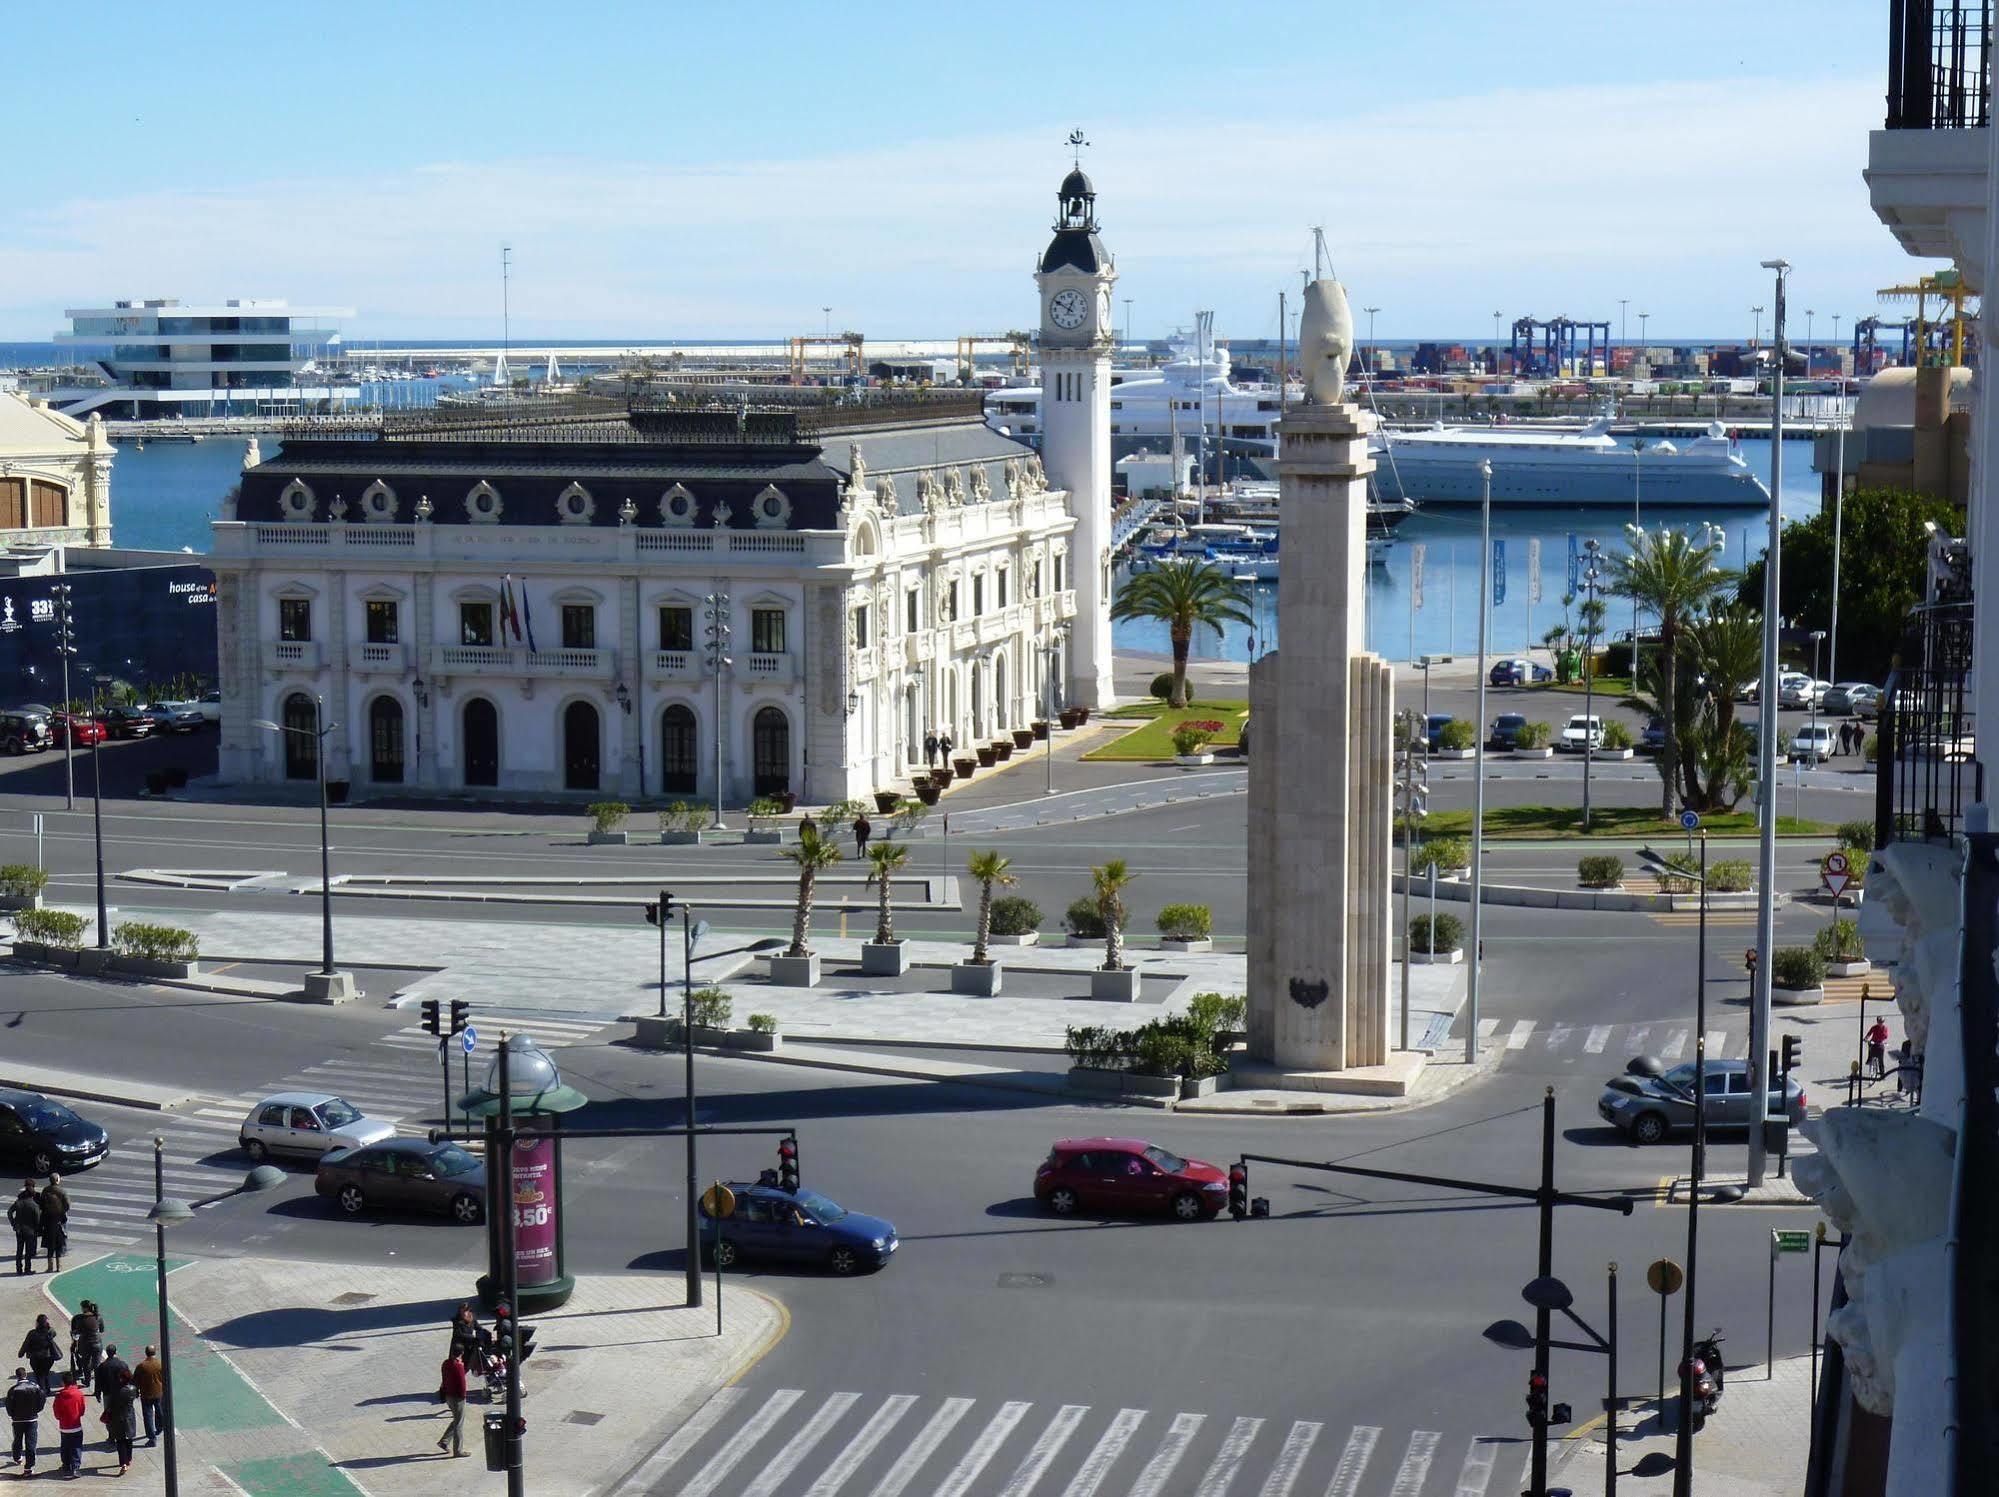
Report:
828,1245,860,1276
1171,1192,1206,1221
712,1237,739,1269
1046,1187,1078,1216
29,1151,54,1177
243,1139,269,1164
337,1184,366,1215
450,1193,483,1225
1631,1113,1669,1146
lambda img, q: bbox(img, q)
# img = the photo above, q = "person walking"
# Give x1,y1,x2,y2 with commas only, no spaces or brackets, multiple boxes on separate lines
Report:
435,1347,468,1457
7,1188,39,1277
1866,1016,1892,1079
94,1345,128,1408
5,1367,42,1474
133,1347,163,1448
38,1177,67,1275
939,731,955,765
67,1306,101,1393
51,1374,83,1479
98,1369,136,1476
18,1316,60,1394
446,1304,485,1376
852,812,871,858
923,731,939,770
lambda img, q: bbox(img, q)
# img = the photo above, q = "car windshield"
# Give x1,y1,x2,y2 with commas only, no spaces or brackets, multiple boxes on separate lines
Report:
14,1100,79,1132
1660,1064,1697,1091
316,1099,363,1129
429,1146,480,1177
795,1190,847,1222
1142,1145,1189,1173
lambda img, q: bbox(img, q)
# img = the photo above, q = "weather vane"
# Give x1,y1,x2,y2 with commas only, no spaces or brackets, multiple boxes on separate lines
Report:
1067,128,1089,166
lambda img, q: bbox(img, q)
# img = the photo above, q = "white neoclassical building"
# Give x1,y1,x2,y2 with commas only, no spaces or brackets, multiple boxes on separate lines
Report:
0,392,113,551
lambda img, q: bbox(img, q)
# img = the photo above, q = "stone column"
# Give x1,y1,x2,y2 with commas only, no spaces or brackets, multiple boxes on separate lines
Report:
618,574,642,798
326,569,352,781
412,577,437,791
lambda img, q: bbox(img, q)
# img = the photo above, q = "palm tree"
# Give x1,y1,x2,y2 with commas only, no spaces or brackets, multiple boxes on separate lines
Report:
865,842,910,946
1110,561,1253,708
778,834,842,958
1091,859,1134,972
966,850,1016,965
1603,528,1735,814
1680,605,1762,806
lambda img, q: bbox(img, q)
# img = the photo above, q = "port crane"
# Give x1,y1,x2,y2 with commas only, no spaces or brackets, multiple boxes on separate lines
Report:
1875,269,1979,367
955,332,1033,381
1508,316,1612,377
787,332,866,379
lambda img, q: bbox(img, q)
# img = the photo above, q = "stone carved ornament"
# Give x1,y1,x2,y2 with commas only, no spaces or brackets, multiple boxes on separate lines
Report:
917,471,944,515
845,446,869,499
944,469,966,508
1300,276,1355,405
969,466,991,504
1003,458,1023,499
1024,455,1047,492
874,474,897,509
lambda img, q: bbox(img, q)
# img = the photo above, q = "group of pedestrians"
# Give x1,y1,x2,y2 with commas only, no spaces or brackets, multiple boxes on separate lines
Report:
921,730,956,769
7,1177,69,1276
4,1306,161,1478
1833,719,1866,757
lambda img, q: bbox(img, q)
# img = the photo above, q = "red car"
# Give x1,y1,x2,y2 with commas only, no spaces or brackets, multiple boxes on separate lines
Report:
1034,1137,1229,1221
50,713,105,747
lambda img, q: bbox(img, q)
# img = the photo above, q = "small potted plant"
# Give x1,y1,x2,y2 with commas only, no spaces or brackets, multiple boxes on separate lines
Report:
1076,706,1092,724
1064,896,1107,949
658,801,710,846
1059,707,1083,730
873,789,903,815
976,744,997,768
1171,719,1224,767
326,779,350,806
587,801,631,846
1577,854,1625,891
1598,720,1637,760
1814,918,1869,977
986,895,1042,946
993,738,1014,762
774,788,798,814
954,755,978,781
1012,728,1035,750
1410,837,1471,880
1089,859,1141,1001
744,796,786,845
1771,946,1827,1005
954,850,1014,995
915,779,943,806
1409,912,1465,964
1156,902,1213,953
684,986,734,1045
1434,720,1477,760
1512,722,1555,759
862,842,913,975
728,1012,781,1053
0,864,49,913
1032,720,1051,741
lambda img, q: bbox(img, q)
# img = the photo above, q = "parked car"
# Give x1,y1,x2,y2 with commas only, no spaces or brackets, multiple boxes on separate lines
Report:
1599,1057,1808,1145
1777,674,1819,708
1820,683,1871,716
48,712,105,747
98,705,155,739
1850,685,1883,720
239,1092,397,1163
1034,1136,1230,1221
0,711,53,755
196,690,222,724
1639,716,1667,754
1558,715,1604,752
1789,723,1838,763
0,1089,109,1176
1488,658,1551,687
1424,713,1455,750
698,1182,898,1275
315,1138,485,1223
1488,713,1528,750
142,702,204,734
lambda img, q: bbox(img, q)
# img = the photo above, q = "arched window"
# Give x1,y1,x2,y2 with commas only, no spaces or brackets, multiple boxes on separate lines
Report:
661,704,697,794
462,699,499,787
280,694,318,781
368,697,405,784
564,701,601,792
752,707,790,796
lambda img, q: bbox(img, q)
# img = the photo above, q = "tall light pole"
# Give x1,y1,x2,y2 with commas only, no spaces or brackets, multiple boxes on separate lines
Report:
1809,630,1827,761
52,583,75,811
1363,306,1380,381
1832,314,1844,381
252,698,344,996
1467,458,1492,1065
1619,299,1629,361
1581,539,1602,831
703,590,731,828
1492,310,1503,375
1752,305,1764,351
1123,298,1133,354
1747,258,1790,1190
1043,622,1069,795
89,675,108,949
1830,411,1847,684
1639,311,1650,358
147,1140,190,1497
1805,309,1815,378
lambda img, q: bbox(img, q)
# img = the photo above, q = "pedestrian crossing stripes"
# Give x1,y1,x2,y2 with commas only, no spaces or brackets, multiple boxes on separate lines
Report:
1649,910,1758,927
377,1013,608,1054
1821,973,1877,1004
627,1389,1529,1497
1478,1017,1749,1063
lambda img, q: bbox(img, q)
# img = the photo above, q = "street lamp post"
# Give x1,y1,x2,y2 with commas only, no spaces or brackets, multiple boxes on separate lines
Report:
703,590,731,829
1752,305,1764,350
1808,630,1827,757
148,1139,191,1497
1492,311,1503,374
89,677,109,951
251,698,349,1000
1467,459,1492,1065
1363,306,1380,382
52,583,75,812
1582,539,1602,831
681,906,706,1309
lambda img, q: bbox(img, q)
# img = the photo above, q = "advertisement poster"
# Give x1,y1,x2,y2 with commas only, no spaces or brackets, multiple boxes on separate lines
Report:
512,1122,558,1286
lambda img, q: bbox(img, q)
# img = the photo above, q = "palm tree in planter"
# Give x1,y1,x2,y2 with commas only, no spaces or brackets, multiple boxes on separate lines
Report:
772,831,842,985
861,841,913,976
953,850,1015,995
1090,859,1141,1001
1110,561,1252,709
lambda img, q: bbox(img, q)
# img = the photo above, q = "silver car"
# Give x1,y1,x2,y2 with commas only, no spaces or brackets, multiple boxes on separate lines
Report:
1598,1058,1808,1144
239,1092,396,1162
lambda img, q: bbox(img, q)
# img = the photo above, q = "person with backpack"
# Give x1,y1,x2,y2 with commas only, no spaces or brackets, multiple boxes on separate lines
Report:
17,1316,60,1393
67,1304,102,1392
4,1366,43,1474
38,1177,67,1275
7,1187,39,1276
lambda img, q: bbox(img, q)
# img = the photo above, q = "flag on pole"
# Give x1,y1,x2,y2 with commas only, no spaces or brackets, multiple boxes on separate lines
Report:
521,584,538,655
1492,539,1508,607
1528,538,1542,605
1411,544,1426,611
499,576,523,644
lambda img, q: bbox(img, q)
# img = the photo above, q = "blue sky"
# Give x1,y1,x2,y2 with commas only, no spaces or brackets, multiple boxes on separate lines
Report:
0,1,1941,344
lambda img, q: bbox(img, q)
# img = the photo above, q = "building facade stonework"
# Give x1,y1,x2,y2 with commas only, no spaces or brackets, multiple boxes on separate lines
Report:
0,393,113,550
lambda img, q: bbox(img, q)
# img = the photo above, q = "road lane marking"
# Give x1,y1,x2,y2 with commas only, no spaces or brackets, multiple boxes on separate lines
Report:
803,1394,917,1496
1545,1025,1573,1051
741,1392,860,1497
1255,1421,1320,1496
1388,1430,1441,1497
1506,1021,1534,1051
1703,1030,1727,1057
1477,1019,1498,1041
996,1404,1089,1496
1584,1026,1612,1054
1625,1027,1650,1055
936,1401,1031,1497
1060,1408,1145,1497
870,1397,973,1497
1193,1416,1263,1495
1453,1438,1498,1494
677,1387,802,1497
1323,1424,1378,1497
1126,1411,1203,1497
611,1386,746,1495
1662,1029,1688,1059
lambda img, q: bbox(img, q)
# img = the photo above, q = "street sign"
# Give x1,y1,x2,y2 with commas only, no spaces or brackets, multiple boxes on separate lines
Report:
1679,810,1701,831
1822,850,1852,900
1773,1229,1812,1255
701,1183,737,1219
1645,1258,1684,1296
461,1025,478,1055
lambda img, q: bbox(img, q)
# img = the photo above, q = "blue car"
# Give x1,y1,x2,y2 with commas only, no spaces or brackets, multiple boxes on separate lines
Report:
698,1183,898,1275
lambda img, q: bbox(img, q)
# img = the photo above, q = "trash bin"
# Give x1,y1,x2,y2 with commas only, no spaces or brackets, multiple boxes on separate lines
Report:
484,1411,508,1472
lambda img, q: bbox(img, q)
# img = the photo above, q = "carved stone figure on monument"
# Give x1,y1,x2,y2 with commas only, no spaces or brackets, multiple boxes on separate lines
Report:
1003,458,1023,498
918,471,944,514
969,465,991,504
1299,277,1355,405
875,474,897,508
1024,454,1047,492
945,469,966,507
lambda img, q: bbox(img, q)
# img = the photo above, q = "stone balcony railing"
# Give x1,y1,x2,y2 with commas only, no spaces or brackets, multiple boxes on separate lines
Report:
428,644,616,679
215,520,849,569
746,652,791,681
647,650,699,681
353,642,411,674
263,640,323,673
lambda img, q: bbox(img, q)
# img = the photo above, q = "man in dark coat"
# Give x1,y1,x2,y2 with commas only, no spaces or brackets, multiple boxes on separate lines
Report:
92,1343,128,1407
4,1365,42,1474
6,1187,39,1276
37,1177,67,1274
923,732,939,769
17,1316,59,1393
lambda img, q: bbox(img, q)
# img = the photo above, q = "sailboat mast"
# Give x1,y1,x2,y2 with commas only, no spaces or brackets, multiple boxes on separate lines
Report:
501,244,513,377
1278,290,1287,414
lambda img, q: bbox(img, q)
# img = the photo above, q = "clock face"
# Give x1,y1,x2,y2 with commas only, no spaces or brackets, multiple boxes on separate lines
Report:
1049,288,1089,331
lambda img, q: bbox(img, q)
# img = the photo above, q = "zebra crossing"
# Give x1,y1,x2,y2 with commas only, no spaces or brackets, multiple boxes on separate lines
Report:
54,1014,610,1253
619,1387,1534,1497
1480,1016,1744,1063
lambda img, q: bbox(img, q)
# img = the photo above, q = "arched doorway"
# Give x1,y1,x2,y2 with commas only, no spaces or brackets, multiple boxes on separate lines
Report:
969,660,985,740
462,699,499,787
280,694,318,781
752,706,790,796
660,704,697,794
563,701,601,792
368,697,405,784
903,685,920,766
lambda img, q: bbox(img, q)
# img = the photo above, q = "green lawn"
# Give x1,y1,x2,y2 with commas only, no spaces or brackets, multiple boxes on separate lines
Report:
1544,676,1635,698
1085,700,1249,761
1412,805,1832,839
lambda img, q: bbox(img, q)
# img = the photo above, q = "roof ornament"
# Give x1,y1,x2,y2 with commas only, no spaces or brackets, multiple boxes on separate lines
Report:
1067,127,1089,167
1299,233,1354,406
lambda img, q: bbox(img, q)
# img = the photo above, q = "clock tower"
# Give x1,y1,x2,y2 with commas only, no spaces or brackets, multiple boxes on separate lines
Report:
1035,165,1117,710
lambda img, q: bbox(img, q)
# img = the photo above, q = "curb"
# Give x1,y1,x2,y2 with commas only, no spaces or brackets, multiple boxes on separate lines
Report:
0,1069,192,1112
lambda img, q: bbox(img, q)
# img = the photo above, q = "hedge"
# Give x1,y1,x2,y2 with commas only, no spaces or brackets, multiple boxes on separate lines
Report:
1410,912,1464,953
1064,897,1107,939
988,896,1042,936
1185,991,1247,1038
1601,720,1635,750
0,865,49,900
688,986,733,1029
1064,1018,1229,1079
1515,721,1553,749
587,801,630,834
14,908,87,950
659,802,707,835
1708,860,1753,893
1149,673,1176,701
1410,837,1470,874
1438,720,1477,751
1835,820,1877,853
1156,903,1212,939
747,1013,779,1035
1814,918,1865,963
110,922,198,963
1772,946,1827,989
1577,854,1624,889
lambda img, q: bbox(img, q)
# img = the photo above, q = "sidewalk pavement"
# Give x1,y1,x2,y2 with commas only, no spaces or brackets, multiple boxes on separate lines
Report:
6,1251,778,1497
1554,1353,1813,1495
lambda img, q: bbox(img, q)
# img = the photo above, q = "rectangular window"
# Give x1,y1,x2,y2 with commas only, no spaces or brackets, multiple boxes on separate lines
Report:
972,575,985,615
364,600,398,644
947,581,960,622
751,607,786,654
1033,561,1044,598
278,598,312,642
905,589,919,634
561,604,595,650
853,605,870,649
658,605,693,652
1054,556,1065,593
997,569,1009,609
0,478,21,529
460,602,494,647
29,482,65,528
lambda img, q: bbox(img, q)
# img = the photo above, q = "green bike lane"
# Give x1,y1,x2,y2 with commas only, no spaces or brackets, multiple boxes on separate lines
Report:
50,1255,363,1497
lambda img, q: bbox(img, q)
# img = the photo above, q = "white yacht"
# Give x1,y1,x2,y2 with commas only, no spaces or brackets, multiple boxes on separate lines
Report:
1369,418,1768,506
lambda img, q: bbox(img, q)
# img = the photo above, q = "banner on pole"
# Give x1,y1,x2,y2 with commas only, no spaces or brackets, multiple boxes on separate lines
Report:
1492,539,1507,608
1528,538,1542,605
1410,544,1425,611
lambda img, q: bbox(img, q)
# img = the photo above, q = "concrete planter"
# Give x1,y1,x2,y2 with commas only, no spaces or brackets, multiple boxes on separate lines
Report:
1828,959,1872,977
986,932,1039,947
1174,753,1216,767
297,970,358,1004
1125,1072,1181,1100
767,952,821,987
952,961,1003,996
1064,934,1105,950
860,940,912,976
1411,947,1465,965
1512,747,1555,760
640,1018,733,1048
10,941,79,969
723,1029,779,1052
744,829,783,845
1091,967,1142,1002
1179,1074,1221,1101
1435,748,1475,760
1595,748,1636,760
1067,1065,1125,1097
1159,937,1212,953
1773,984,1825,1007
586,829,629,846
659,829,718,846
976,748,997,768
0,893,44,913
111,954,199,980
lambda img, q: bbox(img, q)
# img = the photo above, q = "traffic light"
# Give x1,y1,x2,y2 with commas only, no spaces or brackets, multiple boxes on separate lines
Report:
643,891,676,927
421,998,441,1036
1227,1163,1249,1220
450,999,470,1037
515,1324,536,1366
1744,947,1759,975
1550,1402,1572,1426
778,1136,800,1192
1526,1371,1549,1428
1780,1032,1802,1077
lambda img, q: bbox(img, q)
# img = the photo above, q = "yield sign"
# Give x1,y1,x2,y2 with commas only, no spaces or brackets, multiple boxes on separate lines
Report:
1822,850,1852,899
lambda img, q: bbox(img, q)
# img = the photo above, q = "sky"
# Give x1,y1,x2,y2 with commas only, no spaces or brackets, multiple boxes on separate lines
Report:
0,0,1950,346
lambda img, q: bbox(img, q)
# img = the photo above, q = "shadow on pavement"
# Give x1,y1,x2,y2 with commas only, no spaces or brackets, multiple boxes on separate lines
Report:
202,1292,464,1349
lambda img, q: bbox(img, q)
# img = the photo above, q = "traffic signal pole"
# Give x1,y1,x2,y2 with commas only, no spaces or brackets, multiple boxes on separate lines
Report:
682,904,701,1311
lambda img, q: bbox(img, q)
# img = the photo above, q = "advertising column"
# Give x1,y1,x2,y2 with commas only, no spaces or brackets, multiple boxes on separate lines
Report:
511,1117,559,1287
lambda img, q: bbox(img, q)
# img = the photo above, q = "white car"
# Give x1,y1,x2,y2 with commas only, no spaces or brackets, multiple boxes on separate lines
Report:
239,1092,397,1162
1777,675,1820,708
1789,724,1838,762
196,690,221,724
1559,715,1605,752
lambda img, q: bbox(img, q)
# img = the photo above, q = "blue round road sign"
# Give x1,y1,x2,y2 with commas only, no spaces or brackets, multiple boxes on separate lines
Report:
461,1025,478,1055
1679,810,1701,830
